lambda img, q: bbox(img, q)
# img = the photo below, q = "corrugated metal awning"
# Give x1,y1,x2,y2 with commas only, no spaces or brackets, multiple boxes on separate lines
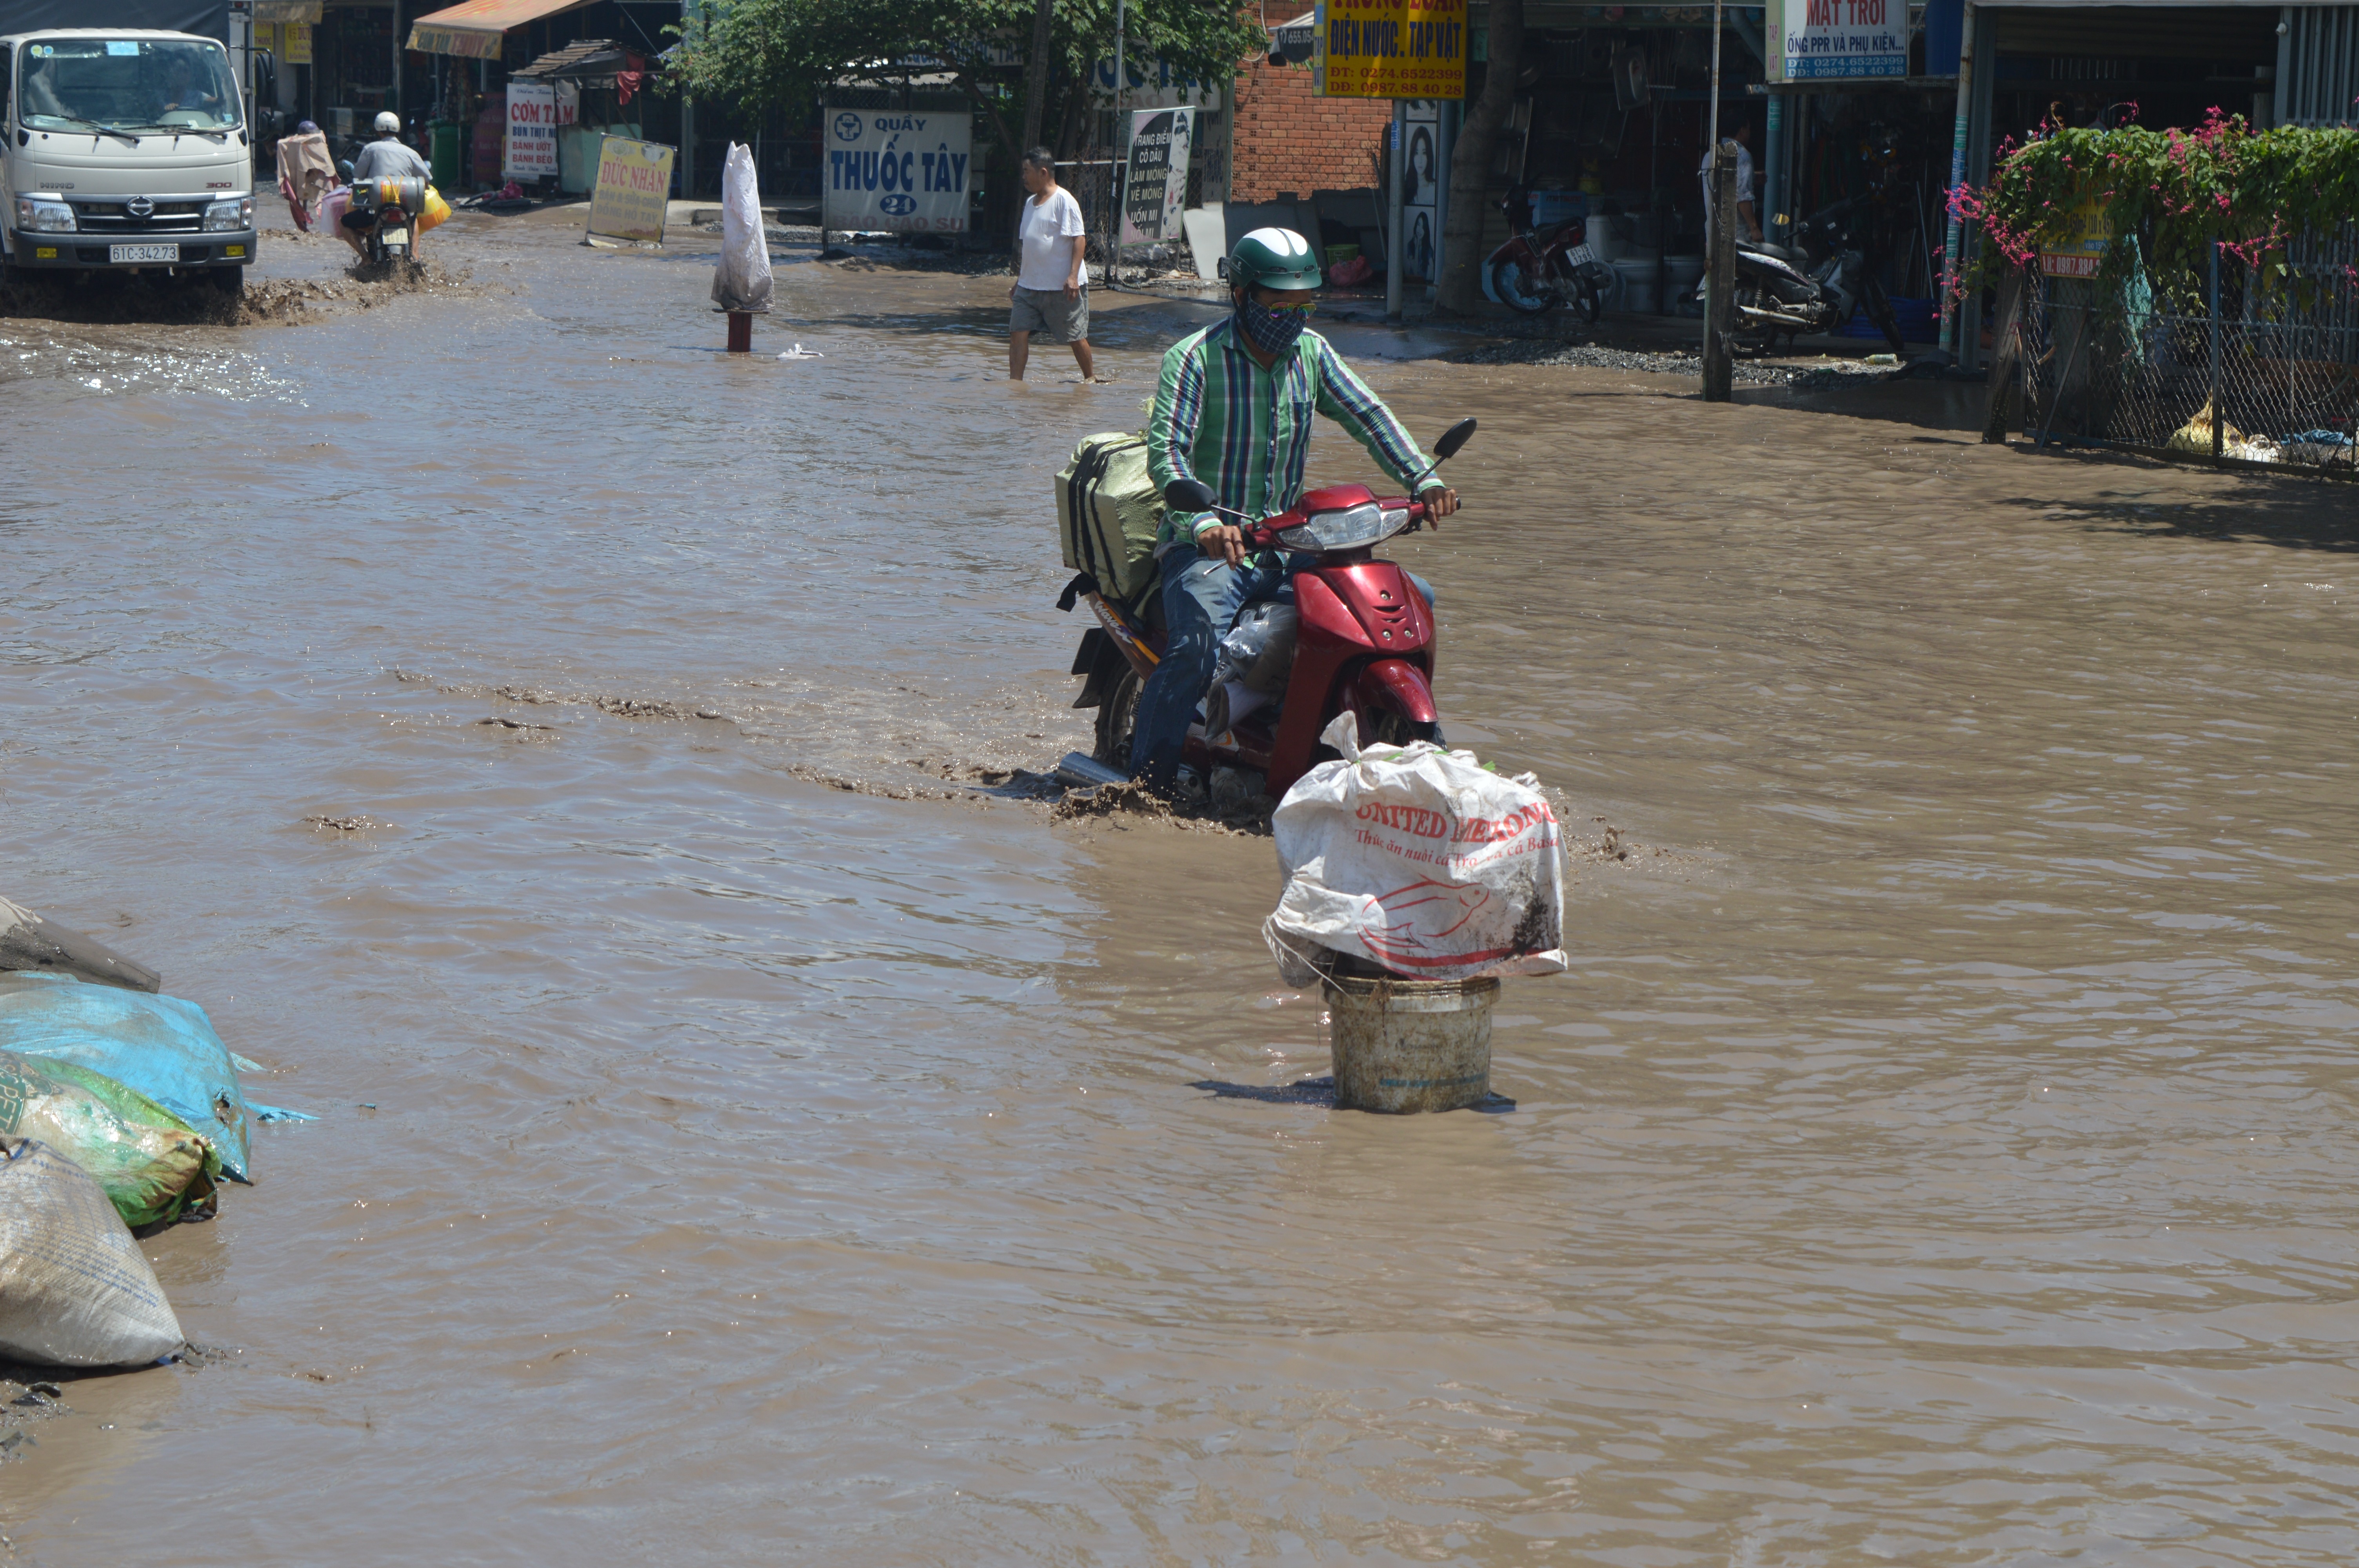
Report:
405,0,598,59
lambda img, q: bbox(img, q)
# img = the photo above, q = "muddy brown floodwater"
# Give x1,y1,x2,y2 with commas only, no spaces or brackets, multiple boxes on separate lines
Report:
2,203,2355,1566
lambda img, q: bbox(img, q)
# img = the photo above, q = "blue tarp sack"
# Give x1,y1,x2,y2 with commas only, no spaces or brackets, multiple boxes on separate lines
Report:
0,972,253,1182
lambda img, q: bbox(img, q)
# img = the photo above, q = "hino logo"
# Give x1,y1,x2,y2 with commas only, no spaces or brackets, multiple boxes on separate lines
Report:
126,196,154,218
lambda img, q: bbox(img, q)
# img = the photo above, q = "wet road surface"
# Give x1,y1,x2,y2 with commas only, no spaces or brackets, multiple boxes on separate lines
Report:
2,206,2356,1564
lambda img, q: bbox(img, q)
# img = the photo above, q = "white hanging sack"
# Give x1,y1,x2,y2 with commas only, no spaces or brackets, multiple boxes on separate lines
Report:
1265,715,1567,985
711,142,774,313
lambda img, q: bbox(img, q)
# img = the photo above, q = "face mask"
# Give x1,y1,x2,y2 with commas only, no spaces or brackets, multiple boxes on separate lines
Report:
1235,295,1312,356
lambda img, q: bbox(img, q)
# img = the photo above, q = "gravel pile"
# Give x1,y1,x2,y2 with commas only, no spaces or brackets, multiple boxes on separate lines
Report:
1450,338,1892,390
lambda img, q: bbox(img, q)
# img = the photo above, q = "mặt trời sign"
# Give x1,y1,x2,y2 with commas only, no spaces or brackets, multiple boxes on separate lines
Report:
1316,0,1467,100
823,107,972,234
1769,0,1906,80
586,136,676,246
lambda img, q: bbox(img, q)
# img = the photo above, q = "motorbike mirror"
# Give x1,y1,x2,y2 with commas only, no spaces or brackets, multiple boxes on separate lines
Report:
1431,417,1477,463
1163,477,1218,513
338,159,355,180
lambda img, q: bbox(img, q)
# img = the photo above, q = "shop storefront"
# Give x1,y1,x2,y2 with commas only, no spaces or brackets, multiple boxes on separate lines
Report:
1449,4,1773,316
268,0,672,191
1937,1,2353,364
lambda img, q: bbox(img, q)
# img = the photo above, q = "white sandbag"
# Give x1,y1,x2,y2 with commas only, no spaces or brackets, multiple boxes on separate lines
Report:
710,142,773,314
0,1136,183,1368
1265,714,1566,985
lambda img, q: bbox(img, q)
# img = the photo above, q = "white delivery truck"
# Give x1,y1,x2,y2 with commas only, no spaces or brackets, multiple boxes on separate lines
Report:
2,28,259,292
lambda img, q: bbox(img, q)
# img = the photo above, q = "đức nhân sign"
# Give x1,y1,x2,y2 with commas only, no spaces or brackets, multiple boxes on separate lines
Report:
504,80,558,181
823,107,971,234
585,136,676,246
1121,108,1193,247
1769,0,1906,80
1316,0,1466,100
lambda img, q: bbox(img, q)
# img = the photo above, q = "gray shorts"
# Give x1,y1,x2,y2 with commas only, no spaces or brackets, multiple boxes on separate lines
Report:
1010,285,1089,343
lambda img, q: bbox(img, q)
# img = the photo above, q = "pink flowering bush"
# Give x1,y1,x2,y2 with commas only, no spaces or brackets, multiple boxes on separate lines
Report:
1948,111,2359,304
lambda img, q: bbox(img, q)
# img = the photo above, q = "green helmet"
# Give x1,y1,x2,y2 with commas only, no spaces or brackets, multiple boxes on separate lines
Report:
1225,227,1323,292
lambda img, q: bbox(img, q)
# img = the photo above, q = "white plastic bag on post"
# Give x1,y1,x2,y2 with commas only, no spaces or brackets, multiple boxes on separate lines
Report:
711,142,773,314
1264,714,1567,986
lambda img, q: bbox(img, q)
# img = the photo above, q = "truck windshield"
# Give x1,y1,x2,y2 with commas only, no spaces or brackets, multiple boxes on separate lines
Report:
16,38,242,133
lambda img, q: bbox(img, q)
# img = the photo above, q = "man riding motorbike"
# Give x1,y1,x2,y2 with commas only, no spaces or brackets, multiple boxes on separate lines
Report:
340,112,434,260
1132,227,1460,793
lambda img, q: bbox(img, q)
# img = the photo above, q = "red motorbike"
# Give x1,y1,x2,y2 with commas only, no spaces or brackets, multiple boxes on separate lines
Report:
1486,187,1611,321
1070,418,1475,800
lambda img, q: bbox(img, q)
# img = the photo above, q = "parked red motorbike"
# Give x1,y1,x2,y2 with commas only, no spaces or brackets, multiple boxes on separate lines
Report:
1071,418,1476,799
1485,187,1611,321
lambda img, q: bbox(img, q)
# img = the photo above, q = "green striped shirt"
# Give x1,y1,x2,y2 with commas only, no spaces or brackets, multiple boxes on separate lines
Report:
1147,319,1436,551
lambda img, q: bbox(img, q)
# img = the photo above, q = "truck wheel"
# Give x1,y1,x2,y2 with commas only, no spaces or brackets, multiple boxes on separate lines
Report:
211,266,245,298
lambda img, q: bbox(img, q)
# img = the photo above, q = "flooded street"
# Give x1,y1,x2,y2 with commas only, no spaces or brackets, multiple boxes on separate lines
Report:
4,207,2356,1564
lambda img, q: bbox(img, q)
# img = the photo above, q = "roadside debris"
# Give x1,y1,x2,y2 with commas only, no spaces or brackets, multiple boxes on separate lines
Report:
0,1053,218,1229
0,909,309,1369
0,895,159,993
0,1138,184,1369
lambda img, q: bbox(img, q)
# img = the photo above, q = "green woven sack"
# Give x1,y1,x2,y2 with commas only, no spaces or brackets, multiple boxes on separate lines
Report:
0,1051,218,1229
1056,432,1165,608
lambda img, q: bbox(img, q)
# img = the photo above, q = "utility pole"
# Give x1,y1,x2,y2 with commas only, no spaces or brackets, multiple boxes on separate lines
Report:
1700,0,1732,400
1937,0,1979,361
1111,0,1128,283
1385,100,1405,322
1704,143,1736,401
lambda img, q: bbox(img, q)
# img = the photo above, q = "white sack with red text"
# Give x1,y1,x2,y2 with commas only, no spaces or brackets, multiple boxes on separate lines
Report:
1265,713,1567,985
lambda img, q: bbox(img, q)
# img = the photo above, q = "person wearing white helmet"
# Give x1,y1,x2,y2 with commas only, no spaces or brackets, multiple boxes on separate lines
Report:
339,111,434,258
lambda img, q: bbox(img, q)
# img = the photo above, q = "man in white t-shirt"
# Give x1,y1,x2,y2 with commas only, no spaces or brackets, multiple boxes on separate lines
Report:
1698,116,1762,246
1009,148,1096,381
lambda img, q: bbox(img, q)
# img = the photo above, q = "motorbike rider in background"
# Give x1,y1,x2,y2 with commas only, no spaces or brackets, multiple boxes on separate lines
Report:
339,111,433,260
1132,227,1459,794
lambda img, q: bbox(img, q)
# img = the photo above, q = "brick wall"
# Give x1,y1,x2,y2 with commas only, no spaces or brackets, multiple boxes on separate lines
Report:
1228,58,1392,201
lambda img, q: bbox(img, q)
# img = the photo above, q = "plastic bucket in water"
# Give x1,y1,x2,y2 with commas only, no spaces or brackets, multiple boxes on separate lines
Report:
1321,971,1499,1113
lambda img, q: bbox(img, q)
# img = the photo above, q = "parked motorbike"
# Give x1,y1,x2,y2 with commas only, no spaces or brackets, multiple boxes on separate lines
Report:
1071,418,1477,800
348,174,427,267
1719,194,1905,356
1485,188,1611,322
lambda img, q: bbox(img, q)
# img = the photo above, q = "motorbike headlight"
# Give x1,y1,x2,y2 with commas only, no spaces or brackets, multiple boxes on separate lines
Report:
14,196,75,233
1275,502,1407,553
202,196,253,232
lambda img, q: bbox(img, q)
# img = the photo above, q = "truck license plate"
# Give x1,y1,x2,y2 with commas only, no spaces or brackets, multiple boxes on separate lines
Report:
110,243,179,263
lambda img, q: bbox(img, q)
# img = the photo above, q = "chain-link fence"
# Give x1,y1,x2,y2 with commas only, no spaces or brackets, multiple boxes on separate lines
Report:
2012,234,2359,474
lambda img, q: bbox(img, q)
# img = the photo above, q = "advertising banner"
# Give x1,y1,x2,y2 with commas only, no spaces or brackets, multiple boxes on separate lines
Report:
823,107,972,234
1087,56,1223,110
2038,190,2112,278
1315,0,1467,101
1401,100,1440,283
407,20,504,58
1771,0,1906,80
504,79,557,180
585,136,675,245
1120,108,1193,246
281,19,309,63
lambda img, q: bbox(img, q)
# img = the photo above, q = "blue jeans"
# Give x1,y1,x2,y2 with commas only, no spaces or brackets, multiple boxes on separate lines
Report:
1129,553,1434,787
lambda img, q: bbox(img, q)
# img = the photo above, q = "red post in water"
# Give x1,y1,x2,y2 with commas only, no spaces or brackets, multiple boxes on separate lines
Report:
726,311,752,353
